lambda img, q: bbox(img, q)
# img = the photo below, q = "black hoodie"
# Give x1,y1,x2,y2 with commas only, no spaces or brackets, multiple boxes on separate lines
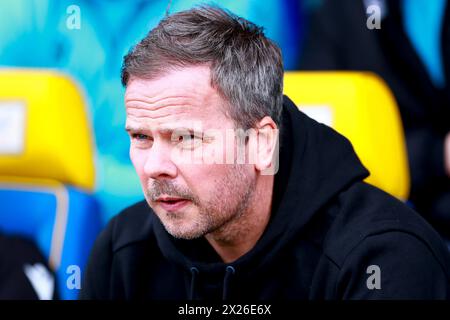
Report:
80,96,450,300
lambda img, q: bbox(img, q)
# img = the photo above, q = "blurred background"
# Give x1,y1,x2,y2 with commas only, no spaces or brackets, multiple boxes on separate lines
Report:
0,0,449,299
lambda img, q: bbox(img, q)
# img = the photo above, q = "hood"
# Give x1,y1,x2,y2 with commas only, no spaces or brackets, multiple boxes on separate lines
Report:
152,95,369,299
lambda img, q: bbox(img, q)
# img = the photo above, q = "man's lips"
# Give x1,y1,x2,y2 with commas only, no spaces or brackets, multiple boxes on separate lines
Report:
155,196,191,211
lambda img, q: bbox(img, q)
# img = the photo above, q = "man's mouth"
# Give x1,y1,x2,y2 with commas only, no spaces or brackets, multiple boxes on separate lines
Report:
156,196,191,211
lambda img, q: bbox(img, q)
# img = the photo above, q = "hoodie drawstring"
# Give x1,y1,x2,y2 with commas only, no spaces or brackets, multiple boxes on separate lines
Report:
222,265,235,300
189,265,236,300
189,267,199,300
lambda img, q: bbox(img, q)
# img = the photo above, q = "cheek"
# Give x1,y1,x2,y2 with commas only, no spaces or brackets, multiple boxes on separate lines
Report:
181,164,231,197
129,148,147,179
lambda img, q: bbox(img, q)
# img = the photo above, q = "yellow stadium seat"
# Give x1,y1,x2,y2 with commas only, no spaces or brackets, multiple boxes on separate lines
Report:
284,71,410,200
0,69,95,190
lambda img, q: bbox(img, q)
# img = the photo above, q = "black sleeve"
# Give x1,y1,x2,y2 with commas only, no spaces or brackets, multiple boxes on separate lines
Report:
337,231,450,299
78,219,114,300
0,234,58,300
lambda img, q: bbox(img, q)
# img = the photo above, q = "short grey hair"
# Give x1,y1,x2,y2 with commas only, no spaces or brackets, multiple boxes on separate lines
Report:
121,5,284,129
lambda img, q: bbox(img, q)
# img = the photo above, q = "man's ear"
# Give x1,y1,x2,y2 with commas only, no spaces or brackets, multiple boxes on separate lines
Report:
254,116,279,175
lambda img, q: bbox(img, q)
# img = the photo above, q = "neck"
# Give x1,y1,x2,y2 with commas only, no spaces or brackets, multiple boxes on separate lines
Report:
204,175,274,263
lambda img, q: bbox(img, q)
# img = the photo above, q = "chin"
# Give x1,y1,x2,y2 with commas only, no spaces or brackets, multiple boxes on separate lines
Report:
162,220,207,240
166,228,205,240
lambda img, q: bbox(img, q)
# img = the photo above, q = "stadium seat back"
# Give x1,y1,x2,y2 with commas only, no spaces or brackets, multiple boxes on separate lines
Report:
284,71,410,200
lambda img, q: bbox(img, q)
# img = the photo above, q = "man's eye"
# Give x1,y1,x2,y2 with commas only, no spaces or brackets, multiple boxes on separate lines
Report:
176,134,202,148
130,134,153,148
179,134,193,141
132,133,149,140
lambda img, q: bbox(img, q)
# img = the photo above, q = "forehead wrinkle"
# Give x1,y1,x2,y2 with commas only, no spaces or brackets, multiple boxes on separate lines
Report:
126,95,219,121
125,76,213,105
126,104,195,119
126,93,218,124
125,94,198,111
126,107,212,129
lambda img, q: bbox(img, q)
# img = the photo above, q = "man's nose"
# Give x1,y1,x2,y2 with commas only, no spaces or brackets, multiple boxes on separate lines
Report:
143,142,178,179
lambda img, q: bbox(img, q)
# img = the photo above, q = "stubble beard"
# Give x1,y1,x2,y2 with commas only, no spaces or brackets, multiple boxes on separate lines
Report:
145,164,256,240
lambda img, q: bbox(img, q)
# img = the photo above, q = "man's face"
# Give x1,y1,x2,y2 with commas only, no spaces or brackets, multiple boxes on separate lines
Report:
125,65,256,239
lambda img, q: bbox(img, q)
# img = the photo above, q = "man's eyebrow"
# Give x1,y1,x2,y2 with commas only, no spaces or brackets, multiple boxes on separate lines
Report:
125,125,202,134
159,126,198,134
125,126,151,133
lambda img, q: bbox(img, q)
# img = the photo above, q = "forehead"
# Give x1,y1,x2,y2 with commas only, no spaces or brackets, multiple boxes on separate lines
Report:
126,65,214,98
125,65,231,131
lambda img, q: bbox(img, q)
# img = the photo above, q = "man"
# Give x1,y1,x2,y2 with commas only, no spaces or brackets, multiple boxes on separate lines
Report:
80,6,450,299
